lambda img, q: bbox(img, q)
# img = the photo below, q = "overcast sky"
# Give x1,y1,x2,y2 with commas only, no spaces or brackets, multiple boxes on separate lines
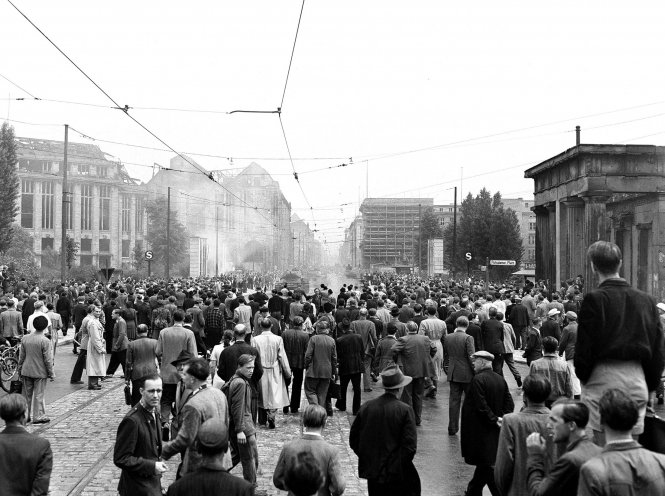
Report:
3,1,665,251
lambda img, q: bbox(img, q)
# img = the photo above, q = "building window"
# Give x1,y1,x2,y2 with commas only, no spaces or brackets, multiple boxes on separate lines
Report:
135,197,144,233
529,222,536,231
80,238,92,252
80,255,93,266
528,234,535,245
41,238,54,251
21,180,34,228
41,181,54,229
98,166,107,178
121,195,131,233
99,255,111,267
99,186,110,231
122,239,130,257
81,185,93,230
41,161,54,173
99,239,110,252
78,163,90,175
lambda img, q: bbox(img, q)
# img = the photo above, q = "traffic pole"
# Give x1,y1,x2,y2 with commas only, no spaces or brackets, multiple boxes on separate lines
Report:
486,257,490,288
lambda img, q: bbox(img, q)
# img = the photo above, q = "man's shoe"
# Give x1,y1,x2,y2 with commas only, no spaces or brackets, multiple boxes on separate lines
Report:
448,430,457,435
282,407,289,415
268,419,276,429
105,374,114,378
88,385,101,390
70,380,84,385
291,409,299,415
33,417,51,424
72,350,78,355
336,406,346,412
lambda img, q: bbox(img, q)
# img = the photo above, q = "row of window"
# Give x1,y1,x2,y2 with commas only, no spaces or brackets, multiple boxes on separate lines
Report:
40,238,140,258
19,159,112,178
20,181,144,233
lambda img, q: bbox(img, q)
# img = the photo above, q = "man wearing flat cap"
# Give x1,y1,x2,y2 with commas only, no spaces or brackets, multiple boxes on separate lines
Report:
166,419,253,496
350,364,420,496
541,308,562,343
461,350,514,496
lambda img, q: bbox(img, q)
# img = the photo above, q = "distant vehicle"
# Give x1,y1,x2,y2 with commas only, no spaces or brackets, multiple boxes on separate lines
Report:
280,270,310,294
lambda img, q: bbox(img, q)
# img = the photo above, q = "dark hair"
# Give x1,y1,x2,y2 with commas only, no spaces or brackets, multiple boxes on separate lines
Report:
173,309,185,322
284,451,325,496
456,316,469,328
587,241,622,275
496,311,504,321
414,303,422,313
138,374,162,390
184,358,210,380
302,404,327,429
552,399,590,429
33,315,49,331
542,336,558,354
427,306,437,316
599,388,638,432
488,307,497,317
523,373,552,404
222,330,234,347
0,393,27,422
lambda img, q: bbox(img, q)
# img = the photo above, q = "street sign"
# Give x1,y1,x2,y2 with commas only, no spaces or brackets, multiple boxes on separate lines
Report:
465,252,472,261
490,260,516,266
480,265,487,272
144,250,154,261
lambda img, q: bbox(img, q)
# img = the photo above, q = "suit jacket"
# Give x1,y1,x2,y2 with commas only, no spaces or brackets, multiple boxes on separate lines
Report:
508,303,530,328
113,403,163,496
336,332,364,375
0,424,52,496
274,434,346,496
216,341,263,392
391,332,436,378
18,331,53,378
442,330,475,383
305,333,337,379
282,328,310,369
0,308,24,338
372,335,398,374
126,336,159,381
466,322,484,351
349,394,417,484
480,318,506,355
349,319,377,351
156,325,197,384
166,461,253,496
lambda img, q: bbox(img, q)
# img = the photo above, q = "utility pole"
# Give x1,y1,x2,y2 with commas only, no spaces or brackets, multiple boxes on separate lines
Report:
418,203,422,272
486,256,490,288
452,186,457,279
166,186,171,279
60,124,69,283
215,204,219,276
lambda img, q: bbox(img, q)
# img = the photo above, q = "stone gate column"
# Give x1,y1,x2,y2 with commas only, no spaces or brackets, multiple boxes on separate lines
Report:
562,198,585,284
582,193,610,291
533,205,551,284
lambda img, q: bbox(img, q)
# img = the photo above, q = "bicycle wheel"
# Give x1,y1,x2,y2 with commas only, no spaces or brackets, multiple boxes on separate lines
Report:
0,357,18,393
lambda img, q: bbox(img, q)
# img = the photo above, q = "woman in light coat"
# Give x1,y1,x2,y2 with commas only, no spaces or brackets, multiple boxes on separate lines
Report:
86,306,107,390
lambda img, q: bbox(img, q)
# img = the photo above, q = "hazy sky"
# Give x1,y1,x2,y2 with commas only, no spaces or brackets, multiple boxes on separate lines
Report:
3,1,665,251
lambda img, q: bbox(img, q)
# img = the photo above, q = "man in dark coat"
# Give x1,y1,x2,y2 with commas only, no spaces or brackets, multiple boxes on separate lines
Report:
114,374,166,496
166,419,252,496
480,307,506,375
508,296,530,350
282,316,310,415
55,291,72,336
461,350,514,496
217,324,263,423
442,315,475,435
0,393,52,496
336,319,365,415
350,364,419,496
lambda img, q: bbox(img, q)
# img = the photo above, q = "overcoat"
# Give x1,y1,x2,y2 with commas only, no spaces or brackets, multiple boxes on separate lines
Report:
460,368,514,466
86,317,107,376
254,330,291,408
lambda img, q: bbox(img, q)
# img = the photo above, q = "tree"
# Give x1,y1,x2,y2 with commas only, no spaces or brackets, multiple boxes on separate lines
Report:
145,197,189,272
444,188,523,279
0,122,19,253
65,235,79,270
132,242,146,271
4,226,34,259
414,206,443,272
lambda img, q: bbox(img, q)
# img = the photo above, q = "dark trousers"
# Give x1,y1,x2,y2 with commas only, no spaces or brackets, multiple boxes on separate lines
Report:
289,368,304,412
337,373,361,414
514,326,527,349
73,324,81,353
401,376,425,424
467,464,499,496
131,380,142,406
106,349,127,376
251,392,259,424
230,431,257,485
503,353,521,383
448,381,470,434
70,349,87,382
304,377,330,408
205,327,222,349
491,355,505,375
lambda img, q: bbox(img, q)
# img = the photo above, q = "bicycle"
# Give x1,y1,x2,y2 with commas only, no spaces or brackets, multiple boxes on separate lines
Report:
0,354,19,393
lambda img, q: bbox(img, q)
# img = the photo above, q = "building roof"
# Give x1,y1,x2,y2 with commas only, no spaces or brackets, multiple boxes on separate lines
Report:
16,137,115,165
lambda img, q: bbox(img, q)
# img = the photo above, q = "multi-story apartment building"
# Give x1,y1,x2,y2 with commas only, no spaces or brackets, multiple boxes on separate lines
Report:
291,214,323,269
15,137,148,269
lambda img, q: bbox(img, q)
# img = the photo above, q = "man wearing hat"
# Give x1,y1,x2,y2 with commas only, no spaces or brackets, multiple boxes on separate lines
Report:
165,419,253,495
559,311,581,399
461,350,514,496
541,309,562,342
350,364,420,496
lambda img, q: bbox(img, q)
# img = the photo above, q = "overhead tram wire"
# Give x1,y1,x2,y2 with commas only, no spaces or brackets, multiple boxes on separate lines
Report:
6,0,279,227
0,72,39,99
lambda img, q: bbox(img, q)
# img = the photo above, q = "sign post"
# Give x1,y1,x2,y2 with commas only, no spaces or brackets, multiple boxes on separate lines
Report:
145,250,154,278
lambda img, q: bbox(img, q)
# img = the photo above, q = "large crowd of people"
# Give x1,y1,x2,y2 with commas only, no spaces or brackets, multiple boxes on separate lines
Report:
1,240,665,495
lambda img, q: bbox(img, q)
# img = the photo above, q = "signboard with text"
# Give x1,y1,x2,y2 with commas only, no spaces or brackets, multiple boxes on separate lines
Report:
490,260,516,266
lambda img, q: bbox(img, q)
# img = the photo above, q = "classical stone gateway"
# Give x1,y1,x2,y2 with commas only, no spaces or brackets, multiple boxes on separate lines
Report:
525,143,665,299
